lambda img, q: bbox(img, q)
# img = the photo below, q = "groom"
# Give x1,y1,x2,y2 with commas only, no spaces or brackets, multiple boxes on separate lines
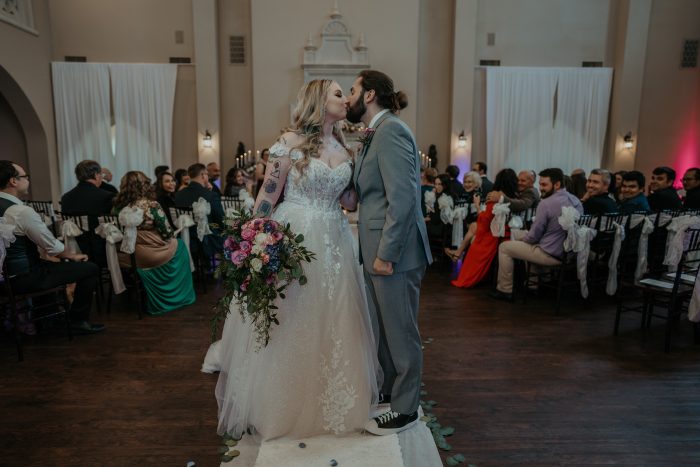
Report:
347,70,432,435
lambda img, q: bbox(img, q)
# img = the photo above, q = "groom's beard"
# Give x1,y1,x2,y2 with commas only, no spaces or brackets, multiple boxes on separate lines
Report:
346,91,366,124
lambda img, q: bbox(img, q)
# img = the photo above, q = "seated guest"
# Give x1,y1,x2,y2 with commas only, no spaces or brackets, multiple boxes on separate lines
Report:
681,167,700,209
486,170,540,214
446,165,466,199
420,168,438,219
255,148,270,196
207,162,223,197
61,160,116,266
613,170,626,202
223,167,249,197
472,161,493,195
113,172,195,315
155,171,176,225
459,171,482,224
0,160,104,333
174,163,224,256
154,165,169,180
450,169,519,288
491,168,583,301
570,172,588,199
648,166,681,211
174,168,190,191
425,174,454,249
99,168,118,194
581,168,618,215
618,170,651,214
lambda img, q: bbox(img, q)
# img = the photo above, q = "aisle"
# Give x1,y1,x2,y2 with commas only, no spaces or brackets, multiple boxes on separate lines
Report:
219,408,441,467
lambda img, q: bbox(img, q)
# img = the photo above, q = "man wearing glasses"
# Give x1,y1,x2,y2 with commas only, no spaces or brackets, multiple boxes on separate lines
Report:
0,160,104,334
681,168,700,209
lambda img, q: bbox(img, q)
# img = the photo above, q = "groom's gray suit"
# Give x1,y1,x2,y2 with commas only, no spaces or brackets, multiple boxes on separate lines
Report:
353,110,432,415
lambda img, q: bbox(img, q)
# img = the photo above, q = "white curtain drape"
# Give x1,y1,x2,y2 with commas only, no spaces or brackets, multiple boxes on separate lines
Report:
109,63,177,180
552,68,613,172
486,67,613,175
52,62,112,193
486,67,558,175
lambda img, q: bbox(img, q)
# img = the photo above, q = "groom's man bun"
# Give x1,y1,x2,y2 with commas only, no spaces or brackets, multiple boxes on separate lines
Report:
359,70,408,113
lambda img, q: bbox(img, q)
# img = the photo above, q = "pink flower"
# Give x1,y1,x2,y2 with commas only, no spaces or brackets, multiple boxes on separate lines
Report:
224,237,238,251
253,218,265,230
231,250,248,266
261,253,270,264
241,228,256,241
272,231,284,242
239,241,252,253
265,274,276,285
240,275,251,291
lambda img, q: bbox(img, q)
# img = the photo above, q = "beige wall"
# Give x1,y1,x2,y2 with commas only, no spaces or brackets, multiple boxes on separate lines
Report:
218,0,254,179
0,92,29,171
416,0,454,171
475,0,609,66
635,0,700,184
250,0,420,150
48,0,194,62
0,0,58,200
47,0,199,178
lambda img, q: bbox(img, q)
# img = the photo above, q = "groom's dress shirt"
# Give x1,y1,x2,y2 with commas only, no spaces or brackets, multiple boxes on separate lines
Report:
368,109,390,129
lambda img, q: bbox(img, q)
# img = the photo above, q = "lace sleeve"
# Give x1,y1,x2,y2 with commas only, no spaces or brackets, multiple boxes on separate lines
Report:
149,201,174,240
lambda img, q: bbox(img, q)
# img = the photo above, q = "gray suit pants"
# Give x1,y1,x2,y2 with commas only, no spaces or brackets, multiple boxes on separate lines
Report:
363,265,425,414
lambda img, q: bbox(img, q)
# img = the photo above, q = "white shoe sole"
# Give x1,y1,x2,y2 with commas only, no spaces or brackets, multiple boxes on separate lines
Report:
365,417,419,436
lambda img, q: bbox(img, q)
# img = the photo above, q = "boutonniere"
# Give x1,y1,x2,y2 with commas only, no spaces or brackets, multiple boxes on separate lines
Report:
358,128,376,146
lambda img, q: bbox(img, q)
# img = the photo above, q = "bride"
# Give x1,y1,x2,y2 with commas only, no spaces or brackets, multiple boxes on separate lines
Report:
203,79,381,440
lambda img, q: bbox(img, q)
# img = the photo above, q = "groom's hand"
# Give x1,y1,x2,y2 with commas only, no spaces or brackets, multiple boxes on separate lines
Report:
373,258,393,276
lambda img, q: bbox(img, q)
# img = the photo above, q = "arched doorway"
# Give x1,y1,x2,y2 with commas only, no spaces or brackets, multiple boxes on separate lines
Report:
0,65,50,200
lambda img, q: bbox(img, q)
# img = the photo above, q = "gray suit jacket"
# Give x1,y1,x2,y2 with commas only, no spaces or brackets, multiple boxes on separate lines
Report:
353,112,432,273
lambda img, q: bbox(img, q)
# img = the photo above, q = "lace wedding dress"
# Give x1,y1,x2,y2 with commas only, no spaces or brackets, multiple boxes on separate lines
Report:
203,142,381,441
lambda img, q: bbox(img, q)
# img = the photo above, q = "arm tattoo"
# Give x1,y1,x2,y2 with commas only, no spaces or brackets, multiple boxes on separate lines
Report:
263,179,278,194
270,161,281,179
256,200,272,217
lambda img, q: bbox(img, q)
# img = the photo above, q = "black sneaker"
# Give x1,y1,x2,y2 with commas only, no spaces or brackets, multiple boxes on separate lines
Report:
365,410,418,435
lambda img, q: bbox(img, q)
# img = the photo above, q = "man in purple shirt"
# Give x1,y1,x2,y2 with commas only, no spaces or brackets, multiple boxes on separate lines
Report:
491,168,583,301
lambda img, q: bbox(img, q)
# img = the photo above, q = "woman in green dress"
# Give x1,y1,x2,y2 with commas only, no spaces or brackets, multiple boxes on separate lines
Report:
113,171,195,315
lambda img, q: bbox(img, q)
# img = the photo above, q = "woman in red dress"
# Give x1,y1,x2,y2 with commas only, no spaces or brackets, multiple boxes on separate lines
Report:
449,169,518,288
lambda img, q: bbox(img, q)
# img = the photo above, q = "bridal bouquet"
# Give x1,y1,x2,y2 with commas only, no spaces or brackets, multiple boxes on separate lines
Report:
212,210,316,349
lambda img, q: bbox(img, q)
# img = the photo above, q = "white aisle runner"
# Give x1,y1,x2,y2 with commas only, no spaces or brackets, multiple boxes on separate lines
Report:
219,408,442,467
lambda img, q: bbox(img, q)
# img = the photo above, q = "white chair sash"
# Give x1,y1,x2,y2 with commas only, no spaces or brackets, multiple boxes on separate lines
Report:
94,222,126,294
438,194,454,225
508,215,524,230
424,190,436,214
451,206,469,247
634,216,655,282
174,214,196,272
575,226,597,298
606,222,626,295
192,197,213,241
118,207,144,254
664,215,700,271
689,276,700,323
238,190,255,213
558,206,597,298
490,197,510,238
0,218,16,280
60,219,83,254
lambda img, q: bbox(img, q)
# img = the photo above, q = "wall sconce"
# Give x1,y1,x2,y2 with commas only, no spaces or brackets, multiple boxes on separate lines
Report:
203,130,213,148
623,131,634,150
458,130,467,148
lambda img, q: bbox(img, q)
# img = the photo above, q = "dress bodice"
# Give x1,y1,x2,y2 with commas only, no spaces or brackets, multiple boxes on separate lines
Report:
269,142,352,211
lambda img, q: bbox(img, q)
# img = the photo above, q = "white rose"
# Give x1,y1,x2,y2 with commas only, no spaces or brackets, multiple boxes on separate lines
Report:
252,244,264,254
254,232,268,246
251,258,263,272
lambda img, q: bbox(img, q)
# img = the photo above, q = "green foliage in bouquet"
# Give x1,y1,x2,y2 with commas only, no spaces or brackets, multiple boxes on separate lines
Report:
212,209,315,349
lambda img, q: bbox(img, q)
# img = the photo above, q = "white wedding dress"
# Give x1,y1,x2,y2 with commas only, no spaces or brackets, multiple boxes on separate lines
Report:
203,142,381,441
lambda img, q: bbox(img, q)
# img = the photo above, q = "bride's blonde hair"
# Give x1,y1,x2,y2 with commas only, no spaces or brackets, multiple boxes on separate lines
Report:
286,79,347,176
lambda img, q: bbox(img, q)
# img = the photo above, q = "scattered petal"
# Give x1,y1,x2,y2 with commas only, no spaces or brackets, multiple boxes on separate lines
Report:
439,426,455,437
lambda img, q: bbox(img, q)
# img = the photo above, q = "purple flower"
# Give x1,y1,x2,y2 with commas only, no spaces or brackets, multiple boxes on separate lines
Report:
231,250,248,266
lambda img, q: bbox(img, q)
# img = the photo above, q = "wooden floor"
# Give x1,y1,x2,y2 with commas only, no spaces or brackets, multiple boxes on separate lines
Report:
2,264,700,466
